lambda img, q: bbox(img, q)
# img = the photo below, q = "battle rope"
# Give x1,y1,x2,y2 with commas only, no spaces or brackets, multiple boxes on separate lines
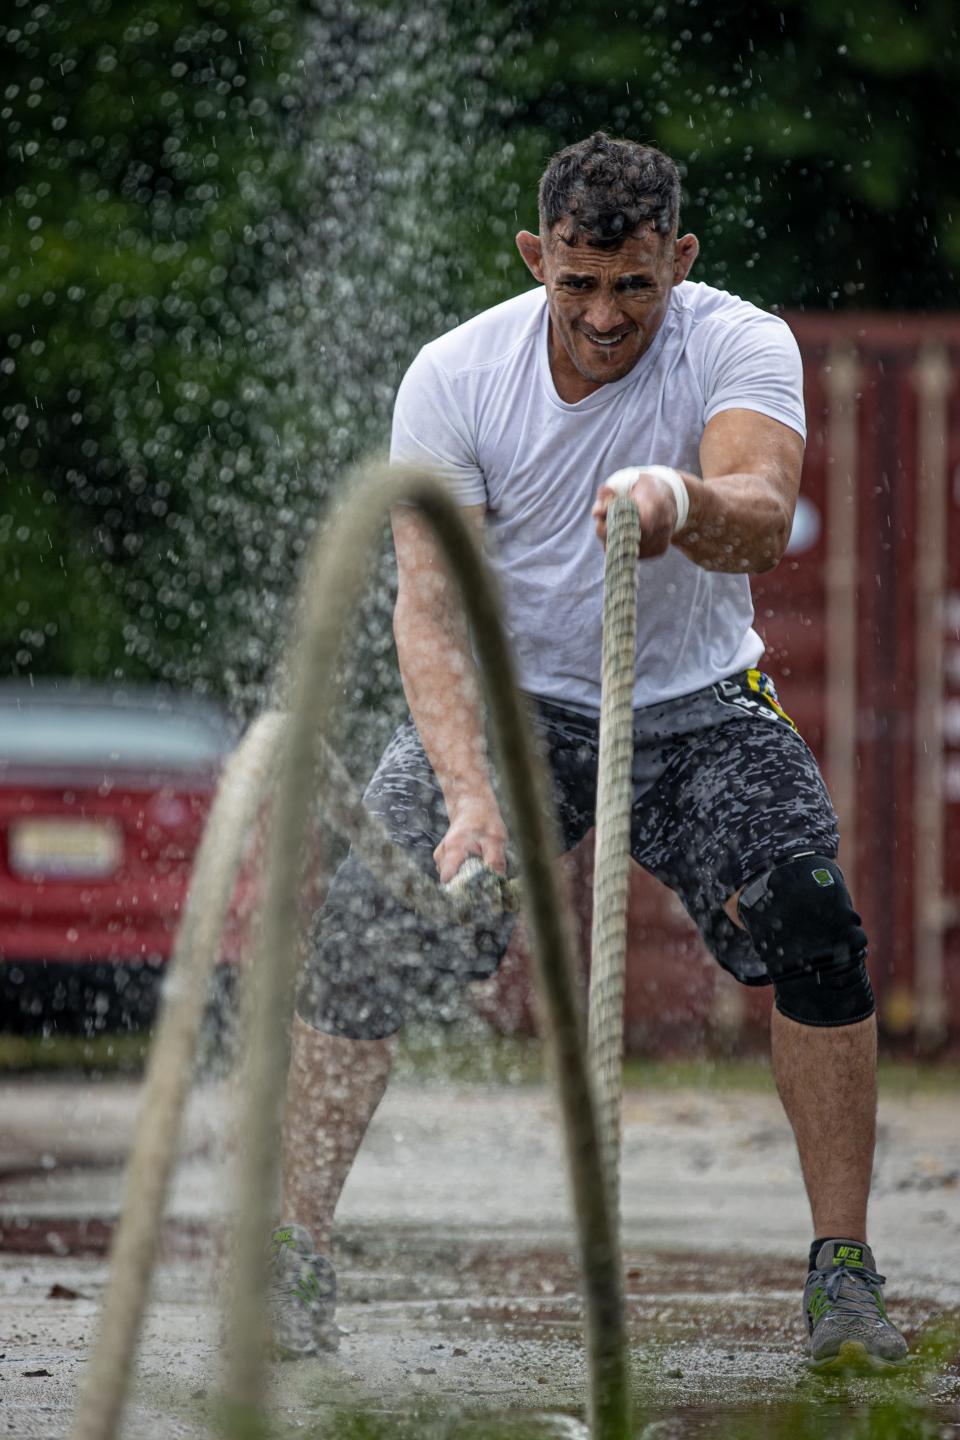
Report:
227,465,629,1439
70,463,637,1440
69,733,523,1435
587,494,640,1215
70,711,285,1440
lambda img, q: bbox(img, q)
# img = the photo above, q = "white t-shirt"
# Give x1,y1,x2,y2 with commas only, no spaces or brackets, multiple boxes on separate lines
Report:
390,280,805,714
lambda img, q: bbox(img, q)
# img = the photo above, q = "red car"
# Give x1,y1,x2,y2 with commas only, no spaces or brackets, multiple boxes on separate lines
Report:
0,682,238,1033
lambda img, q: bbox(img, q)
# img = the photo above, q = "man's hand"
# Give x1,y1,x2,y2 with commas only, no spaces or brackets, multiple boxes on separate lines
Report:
591,467,683,558
433,792,509,884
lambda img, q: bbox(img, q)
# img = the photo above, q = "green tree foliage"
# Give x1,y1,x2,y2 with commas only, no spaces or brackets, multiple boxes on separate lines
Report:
478,0,960,311
0,0,305,695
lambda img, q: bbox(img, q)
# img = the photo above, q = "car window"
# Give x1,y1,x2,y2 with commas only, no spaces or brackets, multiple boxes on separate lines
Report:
0,706,230,767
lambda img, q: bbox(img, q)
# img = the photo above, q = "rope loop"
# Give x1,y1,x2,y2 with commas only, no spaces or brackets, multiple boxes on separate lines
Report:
70,463,635,1440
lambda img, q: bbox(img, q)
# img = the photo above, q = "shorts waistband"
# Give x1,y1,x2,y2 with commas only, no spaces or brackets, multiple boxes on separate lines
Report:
527,670,760,731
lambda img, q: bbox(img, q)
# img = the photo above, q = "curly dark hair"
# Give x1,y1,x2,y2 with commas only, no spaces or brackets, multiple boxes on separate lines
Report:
538,132,680,249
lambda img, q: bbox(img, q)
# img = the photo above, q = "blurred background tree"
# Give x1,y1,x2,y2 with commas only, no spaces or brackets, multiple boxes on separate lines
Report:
482,0,960,311
1,0,307,699
2,0,958,706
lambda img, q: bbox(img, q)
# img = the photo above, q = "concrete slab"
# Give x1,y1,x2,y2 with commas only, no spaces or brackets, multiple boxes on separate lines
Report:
1,1074,958,1437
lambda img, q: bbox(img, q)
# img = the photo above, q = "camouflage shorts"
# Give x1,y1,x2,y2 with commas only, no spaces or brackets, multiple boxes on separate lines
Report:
296,669,840,1039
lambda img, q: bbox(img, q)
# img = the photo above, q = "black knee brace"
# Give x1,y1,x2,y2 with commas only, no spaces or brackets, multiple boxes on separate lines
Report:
737,854,875,1027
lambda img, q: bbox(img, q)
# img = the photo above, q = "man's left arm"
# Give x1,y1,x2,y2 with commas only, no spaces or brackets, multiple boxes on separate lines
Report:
592,407,803,575
676,406,804,574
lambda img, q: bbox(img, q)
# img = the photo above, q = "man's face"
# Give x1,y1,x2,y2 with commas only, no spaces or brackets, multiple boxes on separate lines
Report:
516,220,698,394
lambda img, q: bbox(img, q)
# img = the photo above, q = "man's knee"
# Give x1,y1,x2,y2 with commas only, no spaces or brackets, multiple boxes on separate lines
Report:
295,852,516,1042
736,854,875,1028
295,984,405,1042
294,853,412,1040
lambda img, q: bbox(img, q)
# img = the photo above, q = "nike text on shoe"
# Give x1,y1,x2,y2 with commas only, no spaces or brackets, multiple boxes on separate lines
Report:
267,1223,338,1359
804,1239,908,1373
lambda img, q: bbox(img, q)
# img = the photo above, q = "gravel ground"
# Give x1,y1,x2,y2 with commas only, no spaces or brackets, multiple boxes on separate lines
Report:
1,1069,959,1438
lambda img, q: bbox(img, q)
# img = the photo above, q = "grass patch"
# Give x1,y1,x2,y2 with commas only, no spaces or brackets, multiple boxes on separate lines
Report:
2,1020,958,1097
177,1387,960,1440
396,1026,960,1096
0,1029,149,1075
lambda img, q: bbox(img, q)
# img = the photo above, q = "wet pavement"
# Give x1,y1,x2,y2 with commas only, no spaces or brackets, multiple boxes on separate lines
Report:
1,1072,959,1437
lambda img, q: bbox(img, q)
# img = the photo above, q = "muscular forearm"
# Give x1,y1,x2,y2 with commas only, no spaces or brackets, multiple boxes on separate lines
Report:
676,470,792,574
393,594,495,809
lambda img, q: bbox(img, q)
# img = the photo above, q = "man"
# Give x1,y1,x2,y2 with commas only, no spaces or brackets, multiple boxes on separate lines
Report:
270,133,907,1373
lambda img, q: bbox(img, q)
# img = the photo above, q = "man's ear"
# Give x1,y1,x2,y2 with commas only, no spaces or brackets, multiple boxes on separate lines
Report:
672,233,699,286
516,230,545,283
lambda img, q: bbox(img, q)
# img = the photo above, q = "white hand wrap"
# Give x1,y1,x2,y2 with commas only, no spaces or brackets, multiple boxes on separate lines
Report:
603,465,690,535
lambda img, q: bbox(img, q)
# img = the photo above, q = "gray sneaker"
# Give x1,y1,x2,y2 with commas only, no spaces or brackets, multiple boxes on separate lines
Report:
804,1240,908,1372
267,1224,338,1358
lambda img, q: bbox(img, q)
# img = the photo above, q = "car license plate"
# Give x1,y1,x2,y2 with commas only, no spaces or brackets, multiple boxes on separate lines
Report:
9,818,123,879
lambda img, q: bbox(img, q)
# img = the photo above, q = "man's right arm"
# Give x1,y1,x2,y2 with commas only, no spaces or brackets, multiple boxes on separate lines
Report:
391,503,508,883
